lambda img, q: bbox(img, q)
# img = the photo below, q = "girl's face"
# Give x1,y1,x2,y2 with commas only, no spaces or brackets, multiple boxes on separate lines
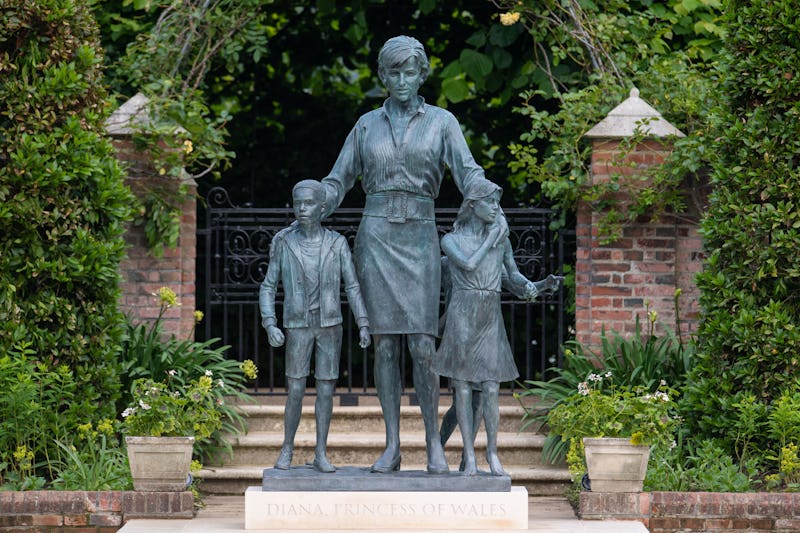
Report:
472,193,499,224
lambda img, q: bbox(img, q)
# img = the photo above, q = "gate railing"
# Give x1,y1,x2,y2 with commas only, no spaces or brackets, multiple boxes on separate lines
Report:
197,187,574,400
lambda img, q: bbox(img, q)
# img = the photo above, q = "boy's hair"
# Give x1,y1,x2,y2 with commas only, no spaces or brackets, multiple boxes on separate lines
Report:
378,35,429,82
292,179,325,202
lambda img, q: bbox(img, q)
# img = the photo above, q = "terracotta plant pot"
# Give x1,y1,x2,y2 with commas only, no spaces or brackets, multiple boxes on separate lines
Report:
582,437,650,492
125,436,194,491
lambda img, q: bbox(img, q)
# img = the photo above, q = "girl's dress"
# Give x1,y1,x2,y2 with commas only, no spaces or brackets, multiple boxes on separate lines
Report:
433,233,519,383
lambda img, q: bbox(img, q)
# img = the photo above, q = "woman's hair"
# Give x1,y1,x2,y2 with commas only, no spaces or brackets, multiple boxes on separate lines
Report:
377,35,430,82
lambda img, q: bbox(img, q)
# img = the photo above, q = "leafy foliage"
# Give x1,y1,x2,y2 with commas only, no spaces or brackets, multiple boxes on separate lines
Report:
499,0,723,237
683,0,800,456
51,421,131,490
0,0,133,425
0,352,83,488
122,376,223,439
118,288,256,461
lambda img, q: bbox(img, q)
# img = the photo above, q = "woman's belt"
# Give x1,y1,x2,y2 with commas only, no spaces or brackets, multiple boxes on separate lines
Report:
364,192,435,223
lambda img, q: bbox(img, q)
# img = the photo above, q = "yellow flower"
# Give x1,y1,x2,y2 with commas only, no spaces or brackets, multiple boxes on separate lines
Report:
499,12,521,25
194,310,204,324
183,139,194,154
158,167,166,175
241,359,259,381
96,418,115,436
648,310,658,324
155,286,179,307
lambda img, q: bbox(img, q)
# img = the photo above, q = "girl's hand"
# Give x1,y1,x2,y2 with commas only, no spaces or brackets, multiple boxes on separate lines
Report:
488,214,508,248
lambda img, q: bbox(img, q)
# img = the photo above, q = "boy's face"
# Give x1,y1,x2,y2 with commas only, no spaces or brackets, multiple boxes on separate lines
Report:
292,187,324,226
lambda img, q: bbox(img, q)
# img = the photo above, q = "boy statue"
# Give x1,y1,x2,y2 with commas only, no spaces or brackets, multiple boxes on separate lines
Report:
259,179,371,473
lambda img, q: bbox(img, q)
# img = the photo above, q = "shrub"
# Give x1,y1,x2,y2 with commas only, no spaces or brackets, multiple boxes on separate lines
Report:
684,0,800,453
0,1,133,424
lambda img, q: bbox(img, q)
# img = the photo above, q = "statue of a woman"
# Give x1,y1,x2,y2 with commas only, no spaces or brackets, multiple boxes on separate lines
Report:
320,35,505,474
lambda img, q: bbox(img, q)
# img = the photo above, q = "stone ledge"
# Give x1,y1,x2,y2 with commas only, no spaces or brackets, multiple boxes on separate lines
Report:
579,491,800,532
0,491,193,532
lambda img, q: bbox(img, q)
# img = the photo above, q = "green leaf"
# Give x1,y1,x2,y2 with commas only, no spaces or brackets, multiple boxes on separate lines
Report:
441,77,470,103
418,0,436,15
459,49,493,81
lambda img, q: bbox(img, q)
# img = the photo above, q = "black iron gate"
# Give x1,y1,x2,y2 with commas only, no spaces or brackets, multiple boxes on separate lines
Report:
197,186,573,399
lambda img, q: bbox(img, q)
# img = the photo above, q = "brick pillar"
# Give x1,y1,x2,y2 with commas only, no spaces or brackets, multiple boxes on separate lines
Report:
107,94,196,340
576,88,702,349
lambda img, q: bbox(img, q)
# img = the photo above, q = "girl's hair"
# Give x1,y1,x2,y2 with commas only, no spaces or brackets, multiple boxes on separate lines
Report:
377,36,430,82
453,179,502,231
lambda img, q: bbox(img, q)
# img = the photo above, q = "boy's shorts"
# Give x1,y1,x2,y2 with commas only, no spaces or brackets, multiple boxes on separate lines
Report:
284,310,342,380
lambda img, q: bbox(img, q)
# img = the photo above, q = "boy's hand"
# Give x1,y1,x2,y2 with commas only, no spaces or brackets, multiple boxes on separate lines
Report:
267,325,285,347
358,327,371,348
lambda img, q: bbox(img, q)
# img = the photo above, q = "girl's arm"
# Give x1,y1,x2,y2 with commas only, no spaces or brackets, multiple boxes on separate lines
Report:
501,240,563,300
442,224,503,272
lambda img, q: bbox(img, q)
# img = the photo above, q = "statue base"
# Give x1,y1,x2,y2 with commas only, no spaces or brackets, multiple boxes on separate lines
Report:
245,466,527,530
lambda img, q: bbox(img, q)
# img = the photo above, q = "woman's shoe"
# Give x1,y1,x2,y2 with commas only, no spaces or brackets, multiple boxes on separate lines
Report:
370,453,401,473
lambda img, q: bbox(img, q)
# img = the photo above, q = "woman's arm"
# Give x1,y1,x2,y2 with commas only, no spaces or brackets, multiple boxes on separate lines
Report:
321,123,362,218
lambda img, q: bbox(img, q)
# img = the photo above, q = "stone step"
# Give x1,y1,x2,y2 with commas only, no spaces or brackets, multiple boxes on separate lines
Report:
219,431,546,467
238,404,533,434
197,464,571,498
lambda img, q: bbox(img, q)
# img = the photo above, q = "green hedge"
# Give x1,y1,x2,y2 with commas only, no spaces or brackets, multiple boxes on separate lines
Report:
0,1,133,421
685,0,800,449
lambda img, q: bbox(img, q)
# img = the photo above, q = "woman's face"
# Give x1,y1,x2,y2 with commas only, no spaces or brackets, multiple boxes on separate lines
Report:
381,58,423,104
472,193,500,224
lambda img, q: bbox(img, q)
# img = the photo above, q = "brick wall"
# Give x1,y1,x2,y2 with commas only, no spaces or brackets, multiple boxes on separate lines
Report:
575,139,703,349
112,138,197,340
580,491,800,532
0,491,193,532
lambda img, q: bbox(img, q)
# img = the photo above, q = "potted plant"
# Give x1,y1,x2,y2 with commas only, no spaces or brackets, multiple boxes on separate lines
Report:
121,373,223,491
545,372,678,492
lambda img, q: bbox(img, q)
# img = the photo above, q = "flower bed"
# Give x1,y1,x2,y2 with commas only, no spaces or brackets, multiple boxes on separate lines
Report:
580,491,800,532
0,490,193,532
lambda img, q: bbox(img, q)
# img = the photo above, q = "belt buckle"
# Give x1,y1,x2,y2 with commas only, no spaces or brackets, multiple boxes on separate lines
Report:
387,194,407,223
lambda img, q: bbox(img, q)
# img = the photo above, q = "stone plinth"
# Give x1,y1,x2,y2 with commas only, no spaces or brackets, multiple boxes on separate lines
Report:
262,465,511,492
245,485,528,530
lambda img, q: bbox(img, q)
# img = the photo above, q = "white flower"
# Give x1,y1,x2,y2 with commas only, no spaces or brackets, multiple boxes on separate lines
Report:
168,369,177,376
139,400,151,410
577,382,590,396
670,440,677,450
660,379,667,387
217,379,225,388
654,391,670,402
122,407,136,418
604,371,612,378
205,370,213,377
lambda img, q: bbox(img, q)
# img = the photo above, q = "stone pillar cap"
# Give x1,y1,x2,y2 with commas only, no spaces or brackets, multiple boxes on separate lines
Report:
105,92,151,136
584,87,685,139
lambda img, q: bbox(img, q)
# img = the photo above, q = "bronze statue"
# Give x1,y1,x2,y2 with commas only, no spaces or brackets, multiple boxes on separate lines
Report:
259,180,371,473
433,178,562,476
320,35,506,474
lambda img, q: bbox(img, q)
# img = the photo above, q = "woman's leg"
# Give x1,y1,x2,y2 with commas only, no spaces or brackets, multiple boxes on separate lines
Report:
371,334,402,472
